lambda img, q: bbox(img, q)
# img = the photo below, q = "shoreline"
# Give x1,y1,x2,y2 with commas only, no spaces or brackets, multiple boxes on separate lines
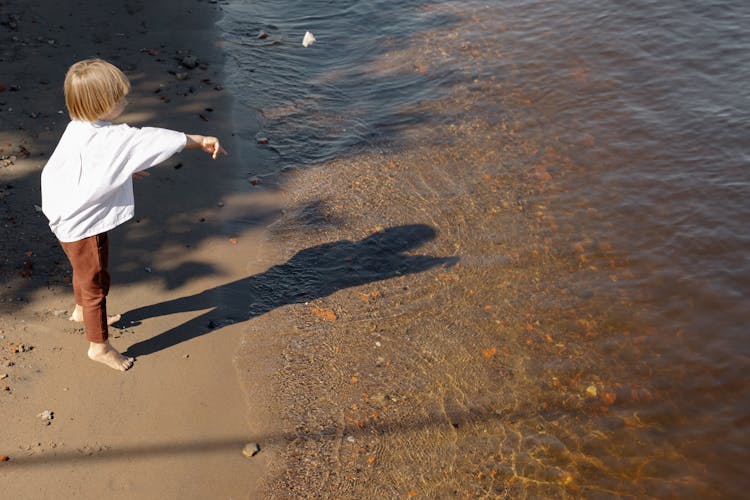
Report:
0,0,282,497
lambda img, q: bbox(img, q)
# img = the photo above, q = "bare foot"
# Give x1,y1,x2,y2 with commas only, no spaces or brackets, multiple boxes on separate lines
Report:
69,304,121,325
87,341,134,371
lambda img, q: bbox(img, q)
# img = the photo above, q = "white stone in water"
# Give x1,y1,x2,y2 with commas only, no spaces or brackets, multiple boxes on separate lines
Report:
302,31,316,48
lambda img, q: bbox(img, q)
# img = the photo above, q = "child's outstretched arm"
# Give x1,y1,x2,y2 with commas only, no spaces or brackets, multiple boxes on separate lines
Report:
185,134,227,159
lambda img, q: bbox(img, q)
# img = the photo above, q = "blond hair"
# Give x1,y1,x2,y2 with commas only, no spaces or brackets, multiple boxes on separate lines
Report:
64,58,130,122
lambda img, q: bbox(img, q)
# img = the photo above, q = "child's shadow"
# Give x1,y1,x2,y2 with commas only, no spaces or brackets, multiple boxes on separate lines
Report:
122,224,457,357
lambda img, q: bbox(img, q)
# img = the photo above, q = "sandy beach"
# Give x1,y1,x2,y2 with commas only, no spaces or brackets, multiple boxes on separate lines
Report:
1,0,281,497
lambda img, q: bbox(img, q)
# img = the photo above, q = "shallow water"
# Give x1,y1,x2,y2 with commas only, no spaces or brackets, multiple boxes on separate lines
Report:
221,0,750,496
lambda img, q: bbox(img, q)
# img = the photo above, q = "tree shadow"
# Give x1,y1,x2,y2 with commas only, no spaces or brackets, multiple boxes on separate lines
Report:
122,224,457,357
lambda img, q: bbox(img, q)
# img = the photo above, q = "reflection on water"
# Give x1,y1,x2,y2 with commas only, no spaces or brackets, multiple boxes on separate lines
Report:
223,0,750,496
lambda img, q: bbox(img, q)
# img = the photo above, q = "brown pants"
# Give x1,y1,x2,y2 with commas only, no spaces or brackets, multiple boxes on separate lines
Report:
60,233,110,343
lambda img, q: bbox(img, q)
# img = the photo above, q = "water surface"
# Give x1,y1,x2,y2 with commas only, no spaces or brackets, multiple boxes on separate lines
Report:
221,0,750,496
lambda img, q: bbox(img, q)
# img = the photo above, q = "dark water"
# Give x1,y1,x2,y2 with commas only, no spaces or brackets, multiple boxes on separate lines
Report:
220,0,750,496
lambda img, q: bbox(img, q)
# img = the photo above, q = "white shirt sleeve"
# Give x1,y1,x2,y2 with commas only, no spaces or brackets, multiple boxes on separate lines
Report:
127,126,188,173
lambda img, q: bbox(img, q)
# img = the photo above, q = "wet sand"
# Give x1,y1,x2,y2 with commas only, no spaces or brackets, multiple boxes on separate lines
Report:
0,0,280,497
244,106,657,498
236,6,728,496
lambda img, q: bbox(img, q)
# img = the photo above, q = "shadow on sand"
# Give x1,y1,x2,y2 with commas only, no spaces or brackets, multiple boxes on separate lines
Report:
122,224,457,357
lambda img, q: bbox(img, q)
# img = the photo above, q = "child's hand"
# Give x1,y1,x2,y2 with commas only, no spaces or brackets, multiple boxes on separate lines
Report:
201,136,227,159
185,134,228,159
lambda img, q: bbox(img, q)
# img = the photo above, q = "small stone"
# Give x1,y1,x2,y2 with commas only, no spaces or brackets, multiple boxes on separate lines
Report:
371,393,387,405
217,202,224,207
37,410,54,421
346,436,355,443
375,356,385,367
175,72,189,81
181,55,198,69
242,442,260,458
182,354,190,359
0,374,7,380
375,341,381,347
585,385,598,398
144,266,152,273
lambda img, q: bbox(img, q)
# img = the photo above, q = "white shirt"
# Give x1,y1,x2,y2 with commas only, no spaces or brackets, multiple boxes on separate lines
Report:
41,120,187,242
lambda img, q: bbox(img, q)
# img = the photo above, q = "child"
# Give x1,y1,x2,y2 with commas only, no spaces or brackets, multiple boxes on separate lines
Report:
41,58,227,371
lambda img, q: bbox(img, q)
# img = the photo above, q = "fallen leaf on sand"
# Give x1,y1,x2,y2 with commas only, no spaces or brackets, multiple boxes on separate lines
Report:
482,347,497,359
533,165,552,182
310,306,337,321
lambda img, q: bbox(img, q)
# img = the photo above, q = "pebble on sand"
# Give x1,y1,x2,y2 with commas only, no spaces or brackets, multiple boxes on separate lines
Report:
180,55,198,69
37,410,54,425
242,442,261,458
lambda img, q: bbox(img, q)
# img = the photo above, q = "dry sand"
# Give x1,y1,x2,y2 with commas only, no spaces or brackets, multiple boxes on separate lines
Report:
0,0,282,497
